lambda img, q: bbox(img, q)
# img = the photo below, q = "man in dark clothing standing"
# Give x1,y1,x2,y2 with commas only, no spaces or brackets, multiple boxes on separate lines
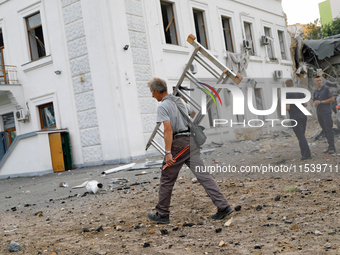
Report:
313,75,336,154
285,79,312,160
146,77,233,224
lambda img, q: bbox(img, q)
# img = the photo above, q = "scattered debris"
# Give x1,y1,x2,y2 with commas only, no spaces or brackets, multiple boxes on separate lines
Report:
215,228,222,233
8,241,21,252
315,230,323,236
160,229,169,235
224,217,233,227
192,177,198,183
254,244,262,249
291,224,299,230
72,180,103,194
235,205,241,211
59,182,69,188
219,240,227,247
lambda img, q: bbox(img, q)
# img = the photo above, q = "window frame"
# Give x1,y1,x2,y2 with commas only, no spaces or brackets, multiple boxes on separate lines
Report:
244,22,255,55
193,9,208,49
160,1,179,45
221,16,234,52
18,2,50,64
25,12,46,61
264,26,275,60
38,102,56,130
277,30,287,60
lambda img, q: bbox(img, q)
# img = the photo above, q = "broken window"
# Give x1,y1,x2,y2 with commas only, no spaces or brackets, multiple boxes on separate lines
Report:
193,9,208,49
26,12,46,61
161,1,178,45
244,22,255,55
264,27,274,60
39,102,56,129
222,17,234,52
278,31,286,60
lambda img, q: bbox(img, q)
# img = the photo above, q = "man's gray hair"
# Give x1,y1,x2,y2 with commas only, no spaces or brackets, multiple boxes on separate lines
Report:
147,77,168,93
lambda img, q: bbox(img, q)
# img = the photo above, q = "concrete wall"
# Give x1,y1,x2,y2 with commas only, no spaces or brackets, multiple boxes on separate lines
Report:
0,132,53,178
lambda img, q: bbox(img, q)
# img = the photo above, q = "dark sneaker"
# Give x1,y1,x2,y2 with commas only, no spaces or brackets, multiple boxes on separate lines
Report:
147,212,170,224
301,156,312,160
324,149,329,153
211,205,234,220
328,149,336,154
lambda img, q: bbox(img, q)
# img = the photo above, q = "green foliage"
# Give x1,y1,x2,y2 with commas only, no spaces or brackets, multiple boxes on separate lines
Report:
321,17,340,38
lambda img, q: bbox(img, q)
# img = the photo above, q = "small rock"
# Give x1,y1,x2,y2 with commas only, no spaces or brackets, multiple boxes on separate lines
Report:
259,149,266,154
240,196,245,200
219,240,227,247
291,224,299,230
11,207,17,212
172,227,179,231
256,205,263,211
8,241,21,252
254,244,261,249
224,217,233,227
96,226,103,232
327,178,332,181
315,230,323,236
235,205,241,211
284,220,293,224
116,226,122,230
83,228,90,232
160,229,169,235
215,228,222,233
324,243,331,248
274,196,280,201
149,230,154,234
183,223,195,227
192,178,198,183
143,242,150,248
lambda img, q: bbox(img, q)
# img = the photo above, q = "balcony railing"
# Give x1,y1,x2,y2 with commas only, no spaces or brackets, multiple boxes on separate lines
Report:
0,65,18,85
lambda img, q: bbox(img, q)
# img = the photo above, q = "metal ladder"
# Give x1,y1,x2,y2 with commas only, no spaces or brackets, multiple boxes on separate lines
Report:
145,34,243,155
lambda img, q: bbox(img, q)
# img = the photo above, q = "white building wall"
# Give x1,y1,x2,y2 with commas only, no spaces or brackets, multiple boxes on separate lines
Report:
0,0,293,176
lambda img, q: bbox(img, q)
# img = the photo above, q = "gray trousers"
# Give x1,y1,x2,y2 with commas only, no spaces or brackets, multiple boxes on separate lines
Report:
156,136,230,216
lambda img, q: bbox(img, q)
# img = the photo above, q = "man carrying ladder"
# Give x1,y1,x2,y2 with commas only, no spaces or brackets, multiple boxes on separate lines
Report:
146,77,233,224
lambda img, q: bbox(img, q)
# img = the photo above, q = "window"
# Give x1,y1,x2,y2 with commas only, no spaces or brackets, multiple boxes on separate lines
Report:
160,1,178,45
264,27,274,60
3,113,16,145
193,9,208,49
278,31,286,60
222,17,234,52
244,22,255,55
39,102,56,129
26,12,46,61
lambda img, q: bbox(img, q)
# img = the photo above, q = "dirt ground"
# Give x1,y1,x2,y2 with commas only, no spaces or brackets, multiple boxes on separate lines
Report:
1,117,340,255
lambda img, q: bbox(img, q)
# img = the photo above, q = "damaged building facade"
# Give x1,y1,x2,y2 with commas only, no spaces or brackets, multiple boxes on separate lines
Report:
0,0,293,178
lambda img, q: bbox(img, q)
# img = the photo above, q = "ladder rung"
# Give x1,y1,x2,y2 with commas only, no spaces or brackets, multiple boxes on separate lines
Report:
176,88,201,111
151,140,166,156
194,54,220,79
156,128,164,138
